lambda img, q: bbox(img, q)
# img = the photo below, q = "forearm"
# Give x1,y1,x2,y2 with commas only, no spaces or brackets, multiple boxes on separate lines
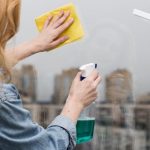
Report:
61,95,83,124
13,39,40,61
5,38,42,68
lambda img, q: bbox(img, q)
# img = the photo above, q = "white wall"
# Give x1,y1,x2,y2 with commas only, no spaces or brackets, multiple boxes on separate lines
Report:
12,0,150,101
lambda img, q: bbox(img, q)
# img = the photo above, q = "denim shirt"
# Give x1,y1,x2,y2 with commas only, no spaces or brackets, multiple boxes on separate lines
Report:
0,83,76,150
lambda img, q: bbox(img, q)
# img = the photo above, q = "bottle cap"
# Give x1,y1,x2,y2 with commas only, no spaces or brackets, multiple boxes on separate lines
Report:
80,63,97,79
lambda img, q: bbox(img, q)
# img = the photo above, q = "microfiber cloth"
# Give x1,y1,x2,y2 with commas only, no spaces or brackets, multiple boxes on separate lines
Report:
35,3,85,49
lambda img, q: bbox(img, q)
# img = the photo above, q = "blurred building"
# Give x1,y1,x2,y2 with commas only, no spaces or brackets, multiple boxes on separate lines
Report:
134,94,150,149
51,68,79,104
105,69,133,104
94,126,146,150
95,104,127,127
11,68,22,90
134,106,149,130
11,65,37,103
136,93,150,104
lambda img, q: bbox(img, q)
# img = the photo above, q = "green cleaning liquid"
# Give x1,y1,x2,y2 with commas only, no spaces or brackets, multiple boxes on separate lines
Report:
76,118,95,144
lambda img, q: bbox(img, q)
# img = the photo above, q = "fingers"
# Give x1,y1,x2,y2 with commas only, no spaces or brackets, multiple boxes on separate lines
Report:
94,75,102,87
88,70,99,81
85,70,101,90
50,35,69,49
74,71,82,81
43,15,53,29
53,11,70,28
50,10,64,26
56,18,74,35
85,91,98,105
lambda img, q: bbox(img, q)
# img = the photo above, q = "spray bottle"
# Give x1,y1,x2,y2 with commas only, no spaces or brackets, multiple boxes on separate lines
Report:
76,63,97,144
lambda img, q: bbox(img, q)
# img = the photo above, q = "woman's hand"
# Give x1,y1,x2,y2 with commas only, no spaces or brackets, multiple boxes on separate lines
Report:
61,70,101,123
5,11,74,68
68,70,101,108
33,10,74,52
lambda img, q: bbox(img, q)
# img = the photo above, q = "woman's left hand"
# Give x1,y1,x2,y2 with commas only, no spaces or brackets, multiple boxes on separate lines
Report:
32,10,74,52
4,11,74,68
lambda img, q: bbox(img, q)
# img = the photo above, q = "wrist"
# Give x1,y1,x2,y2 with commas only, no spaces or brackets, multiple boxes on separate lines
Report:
29,38,43,54
61,95,84,124
32,35,49,53
67,94,84,111
17,39,42,61
12,40,40,63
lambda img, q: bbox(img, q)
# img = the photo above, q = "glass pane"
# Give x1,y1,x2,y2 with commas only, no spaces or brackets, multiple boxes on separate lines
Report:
9,0,150,150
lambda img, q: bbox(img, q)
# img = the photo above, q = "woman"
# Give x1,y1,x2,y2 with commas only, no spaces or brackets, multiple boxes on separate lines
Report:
0,0,101,150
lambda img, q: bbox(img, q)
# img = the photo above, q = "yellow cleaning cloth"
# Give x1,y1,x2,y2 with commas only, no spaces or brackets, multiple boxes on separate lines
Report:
35,3,84,49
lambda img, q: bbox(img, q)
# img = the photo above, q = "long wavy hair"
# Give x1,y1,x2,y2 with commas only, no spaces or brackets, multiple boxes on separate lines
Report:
0,0,20,82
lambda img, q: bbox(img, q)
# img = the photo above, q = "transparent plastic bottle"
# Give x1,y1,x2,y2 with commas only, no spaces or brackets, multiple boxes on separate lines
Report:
76,63,97,144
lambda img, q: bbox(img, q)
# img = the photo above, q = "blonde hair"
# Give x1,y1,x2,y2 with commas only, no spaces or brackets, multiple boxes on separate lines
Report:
0,0,20,82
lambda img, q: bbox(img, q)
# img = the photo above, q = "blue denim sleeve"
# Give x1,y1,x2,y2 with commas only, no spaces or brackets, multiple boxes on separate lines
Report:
0,84,76,150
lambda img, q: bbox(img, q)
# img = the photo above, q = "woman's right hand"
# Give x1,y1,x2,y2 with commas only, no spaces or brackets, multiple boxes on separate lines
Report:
61,70,101,123
68,70,101,109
